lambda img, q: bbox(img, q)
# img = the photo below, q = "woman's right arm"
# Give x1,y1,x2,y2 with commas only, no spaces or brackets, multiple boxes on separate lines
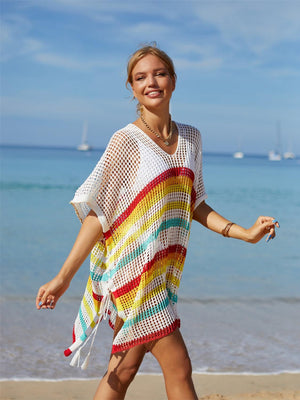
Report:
36,210,103,310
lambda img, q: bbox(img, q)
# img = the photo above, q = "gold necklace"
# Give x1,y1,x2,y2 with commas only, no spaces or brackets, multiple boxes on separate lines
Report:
140,112,173,146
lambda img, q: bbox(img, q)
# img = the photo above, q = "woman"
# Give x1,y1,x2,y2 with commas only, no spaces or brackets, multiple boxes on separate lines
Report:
36,45,279,400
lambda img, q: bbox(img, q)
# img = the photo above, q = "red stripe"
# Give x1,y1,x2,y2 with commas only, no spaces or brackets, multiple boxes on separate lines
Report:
111,319,181,354
72,326,75,343
64,326,77,356
113,244,186,299
191,187,196,207
104,167,194,240
64,348,72,357
92,293,103,302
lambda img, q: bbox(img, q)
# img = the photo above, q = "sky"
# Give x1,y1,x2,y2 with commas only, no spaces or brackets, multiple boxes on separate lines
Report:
1,0,300,155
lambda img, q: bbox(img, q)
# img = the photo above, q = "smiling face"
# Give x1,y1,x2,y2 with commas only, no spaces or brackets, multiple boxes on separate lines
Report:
130,54,176,112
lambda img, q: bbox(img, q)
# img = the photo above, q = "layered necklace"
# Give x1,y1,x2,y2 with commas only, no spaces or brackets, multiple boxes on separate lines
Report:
140,111,173,146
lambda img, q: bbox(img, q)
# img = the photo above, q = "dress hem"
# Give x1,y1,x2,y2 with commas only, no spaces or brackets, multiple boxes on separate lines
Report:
111,318,181,354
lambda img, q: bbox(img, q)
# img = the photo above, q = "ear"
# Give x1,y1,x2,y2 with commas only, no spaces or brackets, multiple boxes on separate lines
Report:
171,76,176,92
131,84,136,98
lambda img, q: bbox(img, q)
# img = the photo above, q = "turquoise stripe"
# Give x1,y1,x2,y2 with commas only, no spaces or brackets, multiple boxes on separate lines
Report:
90,270,102,281
167,288,178,304
78,306,87,335
122,296,170,330
90,263,103,281
102,218,190,282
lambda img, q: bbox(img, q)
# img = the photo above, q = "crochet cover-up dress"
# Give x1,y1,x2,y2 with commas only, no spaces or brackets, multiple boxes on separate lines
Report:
64,122,207,368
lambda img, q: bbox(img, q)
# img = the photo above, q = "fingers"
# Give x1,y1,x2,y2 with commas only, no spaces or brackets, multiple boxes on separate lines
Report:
36,287,45,309
265,218,280,243
36,287,55,310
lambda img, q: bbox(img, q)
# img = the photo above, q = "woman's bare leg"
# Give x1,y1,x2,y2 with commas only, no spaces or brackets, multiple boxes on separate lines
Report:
94,344,146,400
149,328,198,400
94,314,146,400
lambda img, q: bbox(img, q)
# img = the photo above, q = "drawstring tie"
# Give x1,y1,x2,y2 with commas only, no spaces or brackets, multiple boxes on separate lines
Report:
99,291,111,321
69,290,111,370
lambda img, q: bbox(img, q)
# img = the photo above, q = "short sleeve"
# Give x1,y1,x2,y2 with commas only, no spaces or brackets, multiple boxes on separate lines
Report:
193,129,207,209
70,130,140,232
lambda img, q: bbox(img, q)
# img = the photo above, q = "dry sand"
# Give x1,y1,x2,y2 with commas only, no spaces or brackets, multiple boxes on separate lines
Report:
1,373,300,400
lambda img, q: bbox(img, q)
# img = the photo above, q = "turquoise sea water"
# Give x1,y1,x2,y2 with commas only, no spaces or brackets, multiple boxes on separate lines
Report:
1,145,300,380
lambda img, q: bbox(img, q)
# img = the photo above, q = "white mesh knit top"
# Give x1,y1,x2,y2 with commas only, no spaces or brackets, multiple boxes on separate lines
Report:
64,122,207,368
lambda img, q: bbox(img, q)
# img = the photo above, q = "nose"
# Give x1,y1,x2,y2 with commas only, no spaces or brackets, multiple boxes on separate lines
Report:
146,74,158,87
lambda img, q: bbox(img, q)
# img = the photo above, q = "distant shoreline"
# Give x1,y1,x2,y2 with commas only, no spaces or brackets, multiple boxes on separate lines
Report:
2,370,300,382
1,143,298,159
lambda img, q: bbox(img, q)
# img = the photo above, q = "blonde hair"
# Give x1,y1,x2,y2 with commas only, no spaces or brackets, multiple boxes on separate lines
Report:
126,43,177,89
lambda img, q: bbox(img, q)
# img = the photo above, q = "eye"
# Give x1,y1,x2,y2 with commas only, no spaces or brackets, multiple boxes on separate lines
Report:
135,76,145,81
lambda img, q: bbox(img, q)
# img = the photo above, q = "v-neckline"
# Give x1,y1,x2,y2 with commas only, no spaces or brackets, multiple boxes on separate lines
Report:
129,122,181,157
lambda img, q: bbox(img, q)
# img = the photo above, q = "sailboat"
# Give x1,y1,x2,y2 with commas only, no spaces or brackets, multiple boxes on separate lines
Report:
283,140,295,159
233,151,244,159
268,150,281,161
233,137,244,159
77,121,92,151
283,151,295,160
268,122,282,161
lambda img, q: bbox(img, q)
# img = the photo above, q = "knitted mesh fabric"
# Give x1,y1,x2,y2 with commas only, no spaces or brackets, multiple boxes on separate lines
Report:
65,122,207,362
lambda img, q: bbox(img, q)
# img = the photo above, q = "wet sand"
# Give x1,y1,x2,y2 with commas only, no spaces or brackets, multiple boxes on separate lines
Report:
1,372,300,399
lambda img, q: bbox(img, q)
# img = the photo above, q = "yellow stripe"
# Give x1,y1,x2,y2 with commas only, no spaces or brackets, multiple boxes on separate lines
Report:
116,254,183,312
82,277,98,323
166,272,181,288
116,281,166,312
107,197,192,266
105,175,193,252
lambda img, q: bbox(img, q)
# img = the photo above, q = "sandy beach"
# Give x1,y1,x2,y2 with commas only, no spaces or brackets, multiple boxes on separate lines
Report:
1,373,300,400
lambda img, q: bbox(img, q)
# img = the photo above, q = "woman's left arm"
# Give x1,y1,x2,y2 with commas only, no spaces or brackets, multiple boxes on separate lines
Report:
193,201,279,243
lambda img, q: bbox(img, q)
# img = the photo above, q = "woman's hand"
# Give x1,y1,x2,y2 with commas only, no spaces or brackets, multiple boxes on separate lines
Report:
245,216,280,244
193,202,279,244
36,275,70,310
35,210,103,311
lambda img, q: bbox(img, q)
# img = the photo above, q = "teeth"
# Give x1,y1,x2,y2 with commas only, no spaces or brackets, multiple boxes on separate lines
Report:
148,91,160,95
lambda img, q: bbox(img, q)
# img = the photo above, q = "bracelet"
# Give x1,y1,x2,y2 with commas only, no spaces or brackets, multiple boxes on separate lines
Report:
222,222,235,237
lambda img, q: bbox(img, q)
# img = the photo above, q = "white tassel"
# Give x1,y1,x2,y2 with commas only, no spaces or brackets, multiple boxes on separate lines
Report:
81,354,90,370
69,293,109,370
81,316,100,370
70,348,81,367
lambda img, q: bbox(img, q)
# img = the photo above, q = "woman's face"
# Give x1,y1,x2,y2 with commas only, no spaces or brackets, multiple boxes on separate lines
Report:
131,54,176,112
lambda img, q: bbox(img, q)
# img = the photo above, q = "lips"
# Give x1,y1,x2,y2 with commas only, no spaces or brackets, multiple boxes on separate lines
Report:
146,90,162,97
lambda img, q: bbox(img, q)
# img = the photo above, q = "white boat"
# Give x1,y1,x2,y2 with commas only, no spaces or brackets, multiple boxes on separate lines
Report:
268,122,282,161
268,150,282,161
77,142,91,151
233,136,244,159
283,151,295,160
283,139,295,159
77,122,92,151
233,151,244,159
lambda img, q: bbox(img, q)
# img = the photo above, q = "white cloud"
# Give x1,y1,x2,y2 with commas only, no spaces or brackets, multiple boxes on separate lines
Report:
174,56,222,71
1,94,132,121
5,0,298,76
18,0,139,20
126,22,170,37
0,12,119,70
34,52,119,71
269,67,300,78
13,0,300,53
168,2,300,74
193,1,300,55
0,14,42,61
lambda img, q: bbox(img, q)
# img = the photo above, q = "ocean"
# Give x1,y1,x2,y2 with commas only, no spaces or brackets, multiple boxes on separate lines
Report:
1,145,299,380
